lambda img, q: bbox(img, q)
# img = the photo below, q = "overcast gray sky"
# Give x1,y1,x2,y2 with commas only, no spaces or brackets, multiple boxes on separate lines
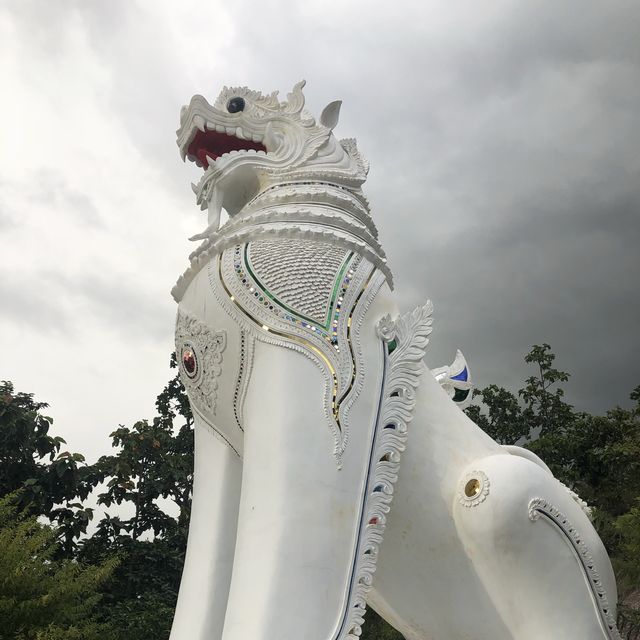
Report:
1,0,639,462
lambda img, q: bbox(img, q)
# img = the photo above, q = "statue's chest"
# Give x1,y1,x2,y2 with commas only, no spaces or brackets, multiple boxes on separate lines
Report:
176,236,384,460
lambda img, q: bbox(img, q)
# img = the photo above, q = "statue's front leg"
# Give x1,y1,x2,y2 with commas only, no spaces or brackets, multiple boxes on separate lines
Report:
171,271,250,640
219,337,383,640
213,259,426,639
169,417,241,640
216,301,436,639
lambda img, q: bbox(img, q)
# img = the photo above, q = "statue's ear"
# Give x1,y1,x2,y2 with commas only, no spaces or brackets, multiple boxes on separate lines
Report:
320,100,342,130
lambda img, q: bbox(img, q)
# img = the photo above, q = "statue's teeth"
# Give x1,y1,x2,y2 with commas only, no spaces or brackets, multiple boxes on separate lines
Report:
215,124,225,133
206,155,217,166
252,134,262,143
194,115,206,132
236,127,246,139
226,127,236,135
180,148,187,162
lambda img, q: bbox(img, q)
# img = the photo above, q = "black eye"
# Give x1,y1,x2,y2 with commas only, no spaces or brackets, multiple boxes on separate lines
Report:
227,97,245,113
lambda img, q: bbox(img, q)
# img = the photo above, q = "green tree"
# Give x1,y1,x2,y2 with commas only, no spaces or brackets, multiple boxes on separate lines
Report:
0,381,95,555
79,528,184,640
464,385,527,444
520,343,574,436
90,352,194,540
615,500,640,637
0,494,116,640
361,609,404,640
77,353,194,640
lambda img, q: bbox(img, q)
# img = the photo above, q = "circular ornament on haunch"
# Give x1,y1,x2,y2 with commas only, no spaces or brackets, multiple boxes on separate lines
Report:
458,470,490,508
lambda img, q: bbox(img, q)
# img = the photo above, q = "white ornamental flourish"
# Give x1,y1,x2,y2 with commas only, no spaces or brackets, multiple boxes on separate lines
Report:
334,303,434,640
175,310,227,418
528,497,622,640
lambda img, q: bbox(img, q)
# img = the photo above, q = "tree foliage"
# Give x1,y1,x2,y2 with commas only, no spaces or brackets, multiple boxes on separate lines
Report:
0,382,95,555
77,354,194,640
0,494,116,640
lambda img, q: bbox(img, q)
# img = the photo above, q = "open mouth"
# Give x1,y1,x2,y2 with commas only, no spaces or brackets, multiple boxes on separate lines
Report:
186,128,267,169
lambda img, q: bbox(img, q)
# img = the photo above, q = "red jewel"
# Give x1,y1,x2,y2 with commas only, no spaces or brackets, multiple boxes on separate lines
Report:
182,349,196,375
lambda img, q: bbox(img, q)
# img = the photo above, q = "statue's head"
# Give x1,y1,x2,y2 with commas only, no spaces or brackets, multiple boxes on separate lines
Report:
177,80,369,218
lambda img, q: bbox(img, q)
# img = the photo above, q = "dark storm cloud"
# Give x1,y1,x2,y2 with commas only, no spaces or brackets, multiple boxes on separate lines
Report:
366,2,640,413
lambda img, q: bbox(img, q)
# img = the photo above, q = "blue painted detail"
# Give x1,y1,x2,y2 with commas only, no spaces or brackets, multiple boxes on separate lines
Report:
451,366,468,382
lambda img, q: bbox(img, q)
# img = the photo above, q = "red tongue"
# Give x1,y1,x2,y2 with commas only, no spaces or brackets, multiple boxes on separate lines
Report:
196,148,217,166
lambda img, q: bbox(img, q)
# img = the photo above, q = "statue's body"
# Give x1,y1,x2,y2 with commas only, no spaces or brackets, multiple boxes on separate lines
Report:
169,81,621,640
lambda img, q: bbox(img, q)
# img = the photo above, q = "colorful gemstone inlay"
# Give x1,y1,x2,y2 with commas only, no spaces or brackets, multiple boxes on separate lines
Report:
182,348,197,377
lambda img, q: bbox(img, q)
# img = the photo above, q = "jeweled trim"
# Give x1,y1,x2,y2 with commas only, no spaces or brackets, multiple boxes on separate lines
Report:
330,303,434,640
225,243,367,409
210,251,377,464
528,498,621,639
232,329,254,432
338,271,386,451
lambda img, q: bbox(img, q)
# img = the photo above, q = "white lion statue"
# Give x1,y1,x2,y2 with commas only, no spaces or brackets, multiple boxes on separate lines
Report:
168,80,620,640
